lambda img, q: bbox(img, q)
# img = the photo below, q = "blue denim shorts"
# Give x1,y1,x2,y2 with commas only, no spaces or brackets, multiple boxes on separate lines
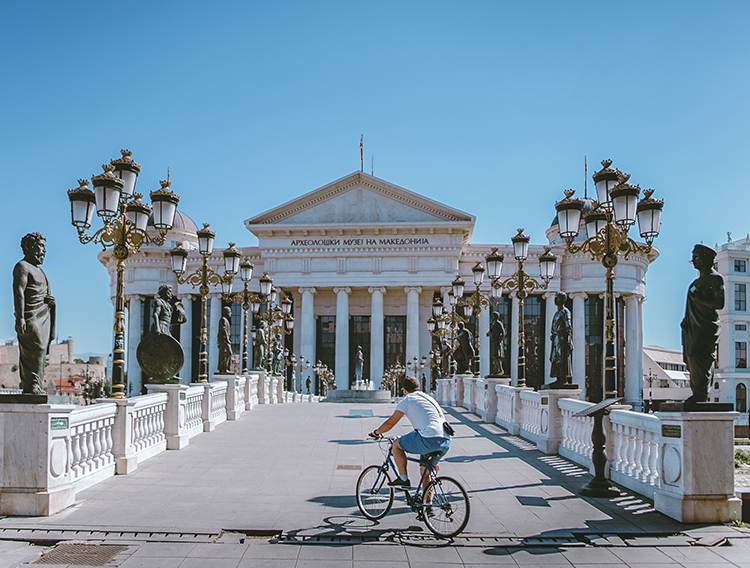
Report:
398,431,451,465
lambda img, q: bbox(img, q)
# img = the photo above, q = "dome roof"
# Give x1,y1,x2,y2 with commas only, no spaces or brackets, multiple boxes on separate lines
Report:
549,198,597,228
148,210,198,234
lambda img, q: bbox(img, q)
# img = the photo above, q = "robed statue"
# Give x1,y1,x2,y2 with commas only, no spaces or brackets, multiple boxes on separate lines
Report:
217,306,233,374
487,311,506,376
453,321,475,374
354,345,364,383
682,244,725,403
549,292,574,387
13,232,55,395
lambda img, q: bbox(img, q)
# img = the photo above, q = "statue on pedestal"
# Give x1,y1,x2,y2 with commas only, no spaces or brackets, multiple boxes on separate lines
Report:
487,311,506,377
253,322,266,371
682,244,725,404
13,232,55,395
151,284,186,337
354,345,364,384
217,306,233,374
453,321,474,375
548,292,574,388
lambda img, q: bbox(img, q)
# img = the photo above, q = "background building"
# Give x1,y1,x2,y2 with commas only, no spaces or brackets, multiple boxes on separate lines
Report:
100,171,657,405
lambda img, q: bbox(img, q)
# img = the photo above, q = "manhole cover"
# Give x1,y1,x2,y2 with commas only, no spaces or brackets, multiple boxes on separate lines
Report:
35,543,129,565
337,464,362,470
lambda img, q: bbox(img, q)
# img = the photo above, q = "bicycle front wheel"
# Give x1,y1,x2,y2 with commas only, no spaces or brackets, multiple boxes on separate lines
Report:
422,476,470,538
356,465,394,520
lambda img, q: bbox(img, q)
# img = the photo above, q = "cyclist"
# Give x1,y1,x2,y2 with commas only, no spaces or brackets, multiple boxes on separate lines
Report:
369,376,450,490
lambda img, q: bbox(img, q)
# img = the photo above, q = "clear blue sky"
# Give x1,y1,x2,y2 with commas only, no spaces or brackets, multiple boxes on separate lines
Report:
2,1,748,356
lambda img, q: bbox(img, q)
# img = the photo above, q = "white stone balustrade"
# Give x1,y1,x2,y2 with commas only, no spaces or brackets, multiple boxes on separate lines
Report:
257,372,271,404
213,375,246,420
495,384,517,433
558,398,595,470
110,393,167,475
245,373,259,409
609,409,661,498
203,382,228,432
69,404,117,491
519,390,543,444
480,378,510,423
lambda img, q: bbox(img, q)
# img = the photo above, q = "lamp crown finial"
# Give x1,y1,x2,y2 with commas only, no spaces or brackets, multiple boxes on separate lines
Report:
202,223,210,229
563,189,575,199
78,179,89,188
159,179,171,190
120,149,133,160
643,189,655,199
601,159,612,169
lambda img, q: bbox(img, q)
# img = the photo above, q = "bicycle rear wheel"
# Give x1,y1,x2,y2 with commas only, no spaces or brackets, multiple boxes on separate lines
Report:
422,476,470,538
356,465,394,520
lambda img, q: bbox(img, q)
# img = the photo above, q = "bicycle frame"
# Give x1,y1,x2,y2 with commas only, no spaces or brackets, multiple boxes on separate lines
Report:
374,438,437,513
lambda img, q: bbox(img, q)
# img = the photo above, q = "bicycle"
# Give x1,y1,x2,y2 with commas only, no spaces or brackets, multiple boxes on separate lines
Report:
356,435,470,538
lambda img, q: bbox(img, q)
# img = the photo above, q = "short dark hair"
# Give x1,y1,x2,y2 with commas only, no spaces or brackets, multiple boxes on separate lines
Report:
401,376,420,393
21,232,45,255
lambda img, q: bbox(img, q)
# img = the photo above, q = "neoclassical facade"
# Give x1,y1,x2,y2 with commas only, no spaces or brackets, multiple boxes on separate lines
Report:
100,171,656,404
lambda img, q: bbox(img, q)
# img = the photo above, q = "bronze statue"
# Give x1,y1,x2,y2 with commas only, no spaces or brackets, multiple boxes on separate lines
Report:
13,232,55,395
453,321,475,374
682,244,725,403
354,345,364,383
252,322,266,371
272,338,283,376
151,284,186,337
487,311,506,376
217,305,233,374
549,292,574,387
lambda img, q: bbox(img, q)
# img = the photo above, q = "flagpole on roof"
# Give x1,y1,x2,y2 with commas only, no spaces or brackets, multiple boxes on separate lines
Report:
360,135,363,172
584,156,587,199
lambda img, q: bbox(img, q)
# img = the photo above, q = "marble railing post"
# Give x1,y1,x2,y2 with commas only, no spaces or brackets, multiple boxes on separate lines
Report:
536,388,582,454
480,377,511,423
334,287,351,390
146,383,190,450
0,403,77,516
213,374,244,420
369,287,386,388
111,398,138,474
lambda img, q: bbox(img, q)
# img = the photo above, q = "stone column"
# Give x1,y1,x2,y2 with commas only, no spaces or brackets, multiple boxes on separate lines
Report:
479,304,490,377
179,295,193,384
208,294,221,381
334,287,351,390
299,287,316,375
570,292,586,399
125,295,142,397
405,287,422,366
369,287,386,388
625,294,643,408
510,295,519,386
544,292,556,384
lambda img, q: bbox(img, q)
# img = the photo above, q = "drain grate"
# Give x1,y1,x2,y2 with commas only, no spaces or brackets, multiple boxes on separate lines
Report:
34,543,129,566
336,464,362,470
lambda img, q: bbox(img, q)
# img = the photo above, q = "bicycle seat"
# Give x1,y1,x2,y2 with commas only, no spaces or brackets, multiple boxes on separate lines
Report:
420,451,443,466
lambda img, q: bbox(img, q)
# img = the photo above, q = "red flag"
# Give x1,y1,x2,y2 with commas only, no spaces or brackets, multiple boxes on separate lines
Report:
360,135,363,165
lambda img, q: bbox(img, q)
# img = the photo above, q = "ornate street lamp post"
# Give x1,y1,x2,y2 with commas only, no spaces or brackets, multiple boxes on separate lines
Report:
170,228,236,383
67,150,180,398
256,280,294,374
554,159,663,402
489,232,557,389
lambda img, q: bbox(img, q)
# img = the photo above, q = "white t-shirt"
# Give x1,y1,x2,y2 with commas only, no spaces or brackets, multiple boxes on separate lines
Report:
395,391,445,439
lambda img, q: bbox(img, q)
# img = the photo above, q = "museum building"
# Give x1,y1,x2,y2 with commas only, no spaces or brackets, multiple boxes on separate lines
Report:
100,171,655,406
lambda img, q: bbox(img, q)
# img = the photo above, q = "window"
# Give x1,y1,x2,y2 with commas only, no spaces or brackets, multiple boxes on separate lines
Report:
349,316,371,386
315,316,336,371
384,315,407,371
737,342,747,369
585,295,604,402
229,302,242,353
523,296,546,390
736,284,747,312
737,324,748,332
736,259,747,273
738,384,747,413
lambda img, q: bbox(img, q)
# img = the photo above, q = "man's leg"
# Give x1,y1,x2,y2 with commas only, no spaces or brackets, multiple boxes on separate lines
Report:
393,438,408,478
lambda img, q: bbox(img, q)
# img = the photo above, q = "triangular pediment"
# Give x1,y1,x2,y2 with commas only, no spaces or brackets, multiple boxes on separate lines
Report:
245,172,475,228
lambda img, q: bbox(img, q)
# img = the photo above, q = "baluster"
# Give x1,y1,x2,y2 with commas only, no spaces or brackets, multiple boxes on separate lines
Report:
633,427,645,481
84,427,94,472
624,425,635,476
636,428,649,483
648,430,660,486
71,427,82,477
611,422,623,473
92,420,103,468
105,418,114,465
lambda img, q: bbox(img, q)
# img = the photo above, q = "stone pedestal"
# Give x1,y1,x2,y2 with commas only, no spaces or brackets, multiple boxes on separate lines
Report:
0,403,77,516
146,384,189,450
536,388,582,454
654,411,741,523
455,374,470,408
480,378,511,423
213,374,244,420
110,398,139,473
462,376,475,411
256,372,270,404
244,373,259,409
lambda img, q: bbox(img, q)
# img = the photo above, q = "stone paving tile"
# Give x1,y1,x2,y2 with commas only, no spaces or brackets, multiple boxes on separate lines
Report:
404,545,463,563
456,546,516,564
186,543,249,558
609,546,680,564
352,544,409,562
179,558,240,568
130,542,198,557
297,545,353,560
506,547,574,565
118,557,184,568
294,560,352,568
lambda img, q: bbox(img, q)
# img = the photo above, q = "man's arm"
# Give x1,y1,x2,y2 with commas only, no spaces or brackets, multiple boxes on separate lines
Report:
370,410,404,438
12,263,27,335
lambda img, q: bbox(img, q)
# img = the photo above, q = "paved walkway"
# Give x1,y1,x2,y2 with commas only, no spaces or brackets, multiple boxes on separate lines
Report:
1,401,748,567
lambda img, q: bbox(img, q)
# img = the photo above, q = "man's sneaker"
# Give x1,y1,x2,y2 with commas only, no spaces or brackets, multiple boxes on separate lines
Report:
388,477,411,488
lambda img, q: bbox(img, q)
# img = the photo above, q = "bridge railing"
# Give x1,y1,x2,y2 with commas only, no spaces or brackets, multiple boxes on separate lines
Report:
0,369,319,516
